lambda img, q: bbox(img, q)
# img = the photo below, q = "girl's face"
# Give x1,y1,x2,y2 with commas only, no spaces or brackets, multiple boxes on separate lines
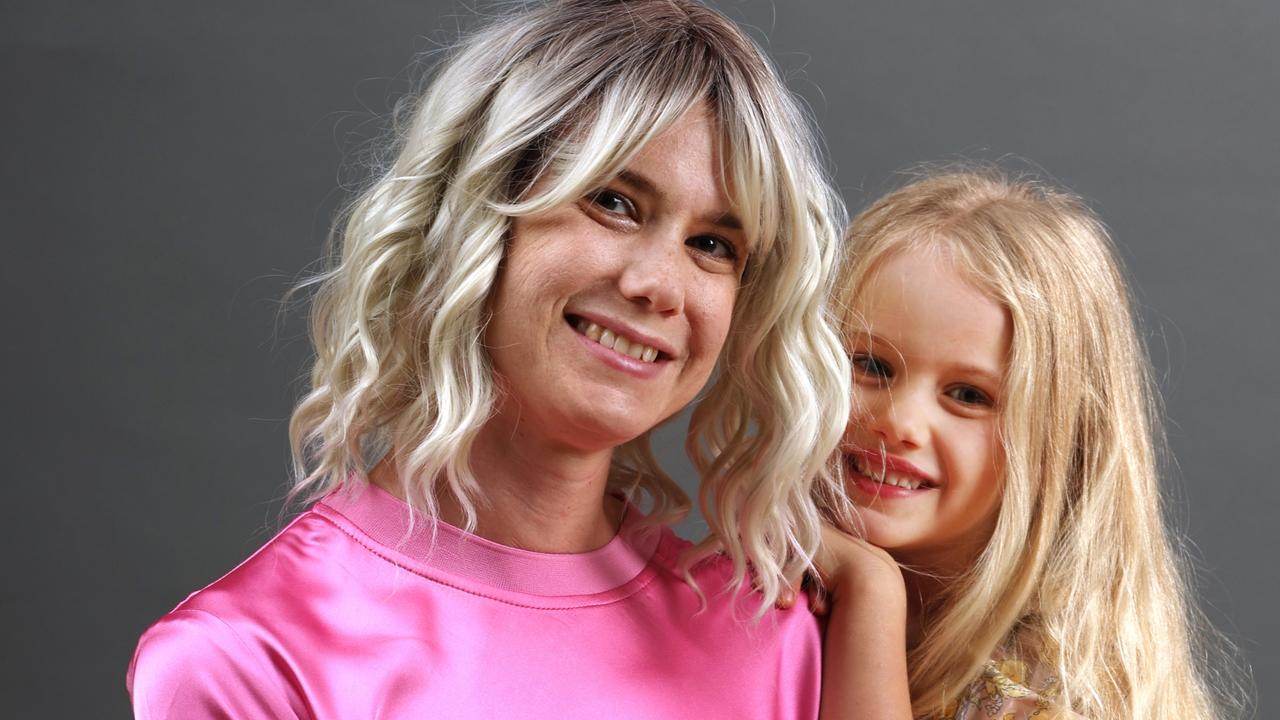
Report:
841,246,1011,571
484,106,749,453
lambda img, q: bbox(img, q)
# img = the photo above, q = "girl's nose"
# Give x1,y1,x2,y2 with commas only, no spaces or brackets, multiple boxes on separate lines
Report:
864,390,926,450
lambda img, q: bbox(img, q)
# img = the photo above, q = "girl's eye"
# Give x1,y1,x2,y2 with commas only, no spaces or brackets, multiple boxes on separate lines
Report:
589,189,634,217
946,385,994,408
851,353,893,381
687,234,738,262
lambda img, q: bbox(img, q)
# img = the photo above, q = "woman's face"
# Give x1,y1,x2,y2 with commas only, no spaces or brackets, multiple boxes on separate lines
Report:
484,106,749,452
841,247,1010,572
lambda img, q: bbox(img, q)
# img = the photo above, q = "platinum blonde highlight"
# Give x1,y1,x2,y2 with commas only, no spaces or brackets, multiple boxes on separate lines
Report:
835,167,1235,719
289,0,848,611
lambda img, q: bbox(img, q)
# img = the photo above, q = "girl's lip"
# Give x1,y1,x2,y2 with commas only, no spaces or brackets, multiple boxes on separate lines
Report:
845,457,936,499
846,447,936,485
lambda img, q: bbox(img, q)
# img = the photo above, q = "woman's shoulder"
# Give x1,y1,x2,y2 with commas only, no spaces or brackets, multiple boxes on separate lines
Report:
127,507,356,714
157,508,347,618
633,530,822,719
128,501,376,717
652,530,823,642
128,606,302,718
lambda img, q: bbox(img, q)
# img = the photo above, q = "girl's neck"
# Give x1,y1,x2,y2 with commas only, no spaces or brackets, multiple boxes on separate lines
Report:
899,557,972,648
370,419,624,554
893,529,991,637
901,571,938,648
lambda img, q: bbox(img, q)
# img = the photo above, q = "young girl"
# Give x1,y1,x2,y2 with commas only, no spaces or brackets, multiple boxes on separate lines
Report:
817,169,1230,719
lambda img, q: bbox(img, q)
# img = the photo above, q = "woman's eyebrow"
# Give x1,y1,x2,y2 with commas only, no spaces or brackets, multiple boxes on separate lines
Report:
711,212,743,231
616,168,743,231
616,168,657,196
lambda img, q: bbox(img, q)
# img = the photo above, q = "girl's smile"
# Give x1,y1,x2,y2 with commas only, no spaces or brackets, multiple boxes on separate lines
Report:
846,447,939,496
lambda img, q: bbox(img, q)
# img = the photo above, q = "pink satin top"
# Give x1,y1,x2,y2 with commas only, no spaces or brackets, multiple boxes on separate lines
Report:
128,483,821,718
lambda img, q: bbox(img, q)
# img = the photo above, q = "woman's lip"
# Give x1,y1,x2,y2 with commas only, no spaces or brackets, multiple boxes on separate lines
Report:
571,325,666,379
565,310,678,359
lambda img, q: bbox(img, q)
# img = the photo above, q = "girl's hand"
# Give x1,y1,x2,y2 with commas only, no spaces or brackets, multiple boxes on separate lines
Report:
777,525,905,613
815,524,913,720
813,523,906,611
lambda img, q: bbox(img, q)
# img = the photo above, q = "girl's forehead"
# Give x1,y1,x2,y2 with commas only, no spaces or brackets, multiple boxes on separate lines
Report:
855,246,969,305
854,241,999,312
850,247,1011,372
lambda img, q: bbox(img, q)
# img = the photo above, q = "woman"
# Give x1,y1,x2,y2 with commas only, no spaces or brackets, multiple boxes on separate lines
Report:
128,1,848,718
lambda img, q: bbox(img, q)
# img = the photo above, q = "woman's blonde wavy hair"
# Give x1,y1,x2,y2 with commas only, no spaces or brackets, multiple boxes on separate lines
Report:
834,167,1234,718
288,0,849,611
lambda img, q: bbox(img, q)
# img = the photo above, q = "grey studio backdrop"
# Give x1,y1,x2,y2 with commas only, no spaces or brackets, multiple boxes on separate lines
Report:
2,1,1274,716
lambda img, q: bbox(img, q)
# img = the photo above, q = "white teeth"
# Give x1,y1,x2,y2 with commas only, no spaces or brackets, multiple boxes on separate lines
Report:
572,319,661,363
882,473,922,490
854,456,925,490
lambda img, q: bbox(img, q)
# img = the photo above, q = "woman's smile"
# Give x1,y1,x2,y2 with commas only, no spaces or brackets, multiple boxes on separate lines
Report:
567,313,672,364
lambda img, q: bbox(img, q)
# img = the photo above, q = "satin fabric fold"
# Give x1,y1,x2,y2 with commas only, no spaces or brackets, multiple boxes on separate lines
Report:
129,483,820,719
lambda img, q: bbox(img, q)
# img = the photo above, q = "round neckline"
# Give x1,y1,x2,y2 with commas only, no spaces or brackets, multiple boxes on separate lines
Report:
317,481,663,598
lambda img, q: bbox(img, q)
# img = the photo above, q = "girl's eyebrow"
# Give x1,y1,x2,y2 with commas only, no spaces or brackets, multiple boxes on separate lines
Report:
853,331,999,385
852,330,890,346
948,362,1002,387
850,331,900,357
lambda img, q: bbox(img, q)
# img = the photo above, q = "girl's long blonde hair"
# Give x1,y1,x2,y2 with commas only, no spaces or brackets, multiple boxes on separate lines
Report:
835,167,1232,718
288,0,849,611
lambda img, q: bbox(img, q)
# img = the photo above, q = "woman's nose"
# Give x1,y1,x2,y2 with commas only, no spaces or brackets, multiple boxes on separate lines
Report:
617,228,685,315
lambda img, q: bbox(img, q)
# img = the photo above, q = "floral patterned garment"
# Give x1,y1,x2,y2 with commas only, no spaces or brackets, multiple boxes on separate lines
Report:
947,659,1089,720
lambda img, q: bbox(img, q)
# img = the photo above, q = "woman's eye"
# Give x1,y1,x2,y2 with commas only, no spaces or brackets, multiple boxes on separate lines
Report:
687,234,738,262
589,190,633,217
946,385,993,407
851,353,892,381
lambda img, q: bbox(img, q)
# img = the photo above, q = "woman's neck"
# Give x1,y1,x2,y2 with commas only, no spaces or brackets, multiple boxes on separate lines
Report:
369,420,623,554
